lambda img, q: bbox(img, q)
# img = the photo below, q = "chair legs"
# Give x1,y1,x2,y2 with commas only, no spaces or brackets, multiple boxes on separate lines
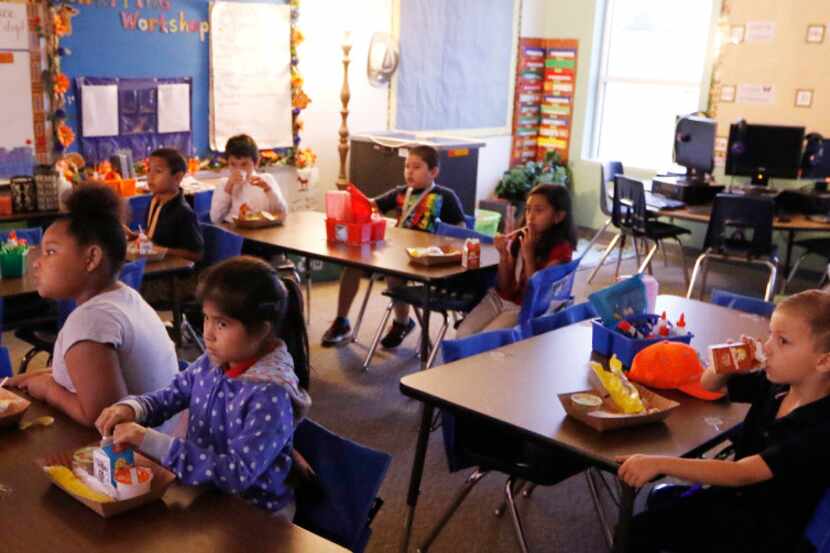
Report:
687,252,779,302
585,218,612,253
504,476,531,553
362,300,393,371
686,253,708,299
416,468,489,553
585,468,615,550
586,232,621,284
636,240,659,275
675,237,690,287
762,260,778,302
351,274,379,343
614,234,627,280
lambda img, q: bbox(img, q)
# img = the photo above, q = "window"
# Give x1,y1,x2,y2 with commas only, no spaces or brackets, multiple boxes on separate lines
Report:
591,0,718,170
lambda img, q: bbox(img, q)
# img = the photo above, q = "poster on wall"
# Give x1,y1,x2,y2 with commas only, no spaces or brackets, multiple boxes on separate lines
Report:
0,50,34,177
209,1,292,150
0,2,27,50
745,21,776,43
736,83,775,104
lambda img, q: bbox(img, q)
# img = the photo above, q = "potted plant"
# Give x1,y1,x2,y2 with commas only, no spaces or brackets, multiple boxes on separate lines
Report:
495,150,573,218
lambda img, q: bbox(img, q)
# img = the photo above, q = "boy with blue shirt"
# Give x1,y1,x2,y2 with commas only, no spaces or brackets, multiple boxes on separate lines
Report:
619,289,830,553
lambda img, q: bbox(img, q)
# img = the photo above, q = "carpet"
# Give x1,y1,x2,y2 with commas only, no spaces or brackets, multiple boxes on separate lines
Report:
575,237,637,270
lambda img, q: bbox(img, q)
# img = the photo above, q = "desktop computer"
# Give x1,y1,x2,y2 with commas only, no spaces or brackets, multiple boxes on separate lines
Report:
652,114,724,204
725,121,804,187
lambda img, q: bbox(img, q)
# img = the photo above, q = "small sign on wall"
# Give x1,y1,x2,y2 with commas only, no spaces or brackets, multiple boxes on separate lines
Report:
745,21,776,43
736,84,775,105
0,2,28,50
806,24,825,44
795,89,813,108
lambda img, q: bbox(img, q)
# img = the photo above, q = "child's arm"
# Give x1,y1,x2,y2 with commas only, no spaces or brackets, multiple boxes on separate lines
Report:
160,246,202,263
115,364,196,431
134,385,294,493
250,174,287,217
618,453,773,489
494,234,517,295
209,182,233,224
700,364,732,392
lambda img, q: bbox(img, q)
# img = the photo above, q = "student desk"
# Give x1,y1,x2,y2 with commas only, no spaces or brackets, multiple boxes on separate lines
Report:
0,256,195,298
656,204,830,273
223,210,499,371
0,396,347,553
399,295,771,553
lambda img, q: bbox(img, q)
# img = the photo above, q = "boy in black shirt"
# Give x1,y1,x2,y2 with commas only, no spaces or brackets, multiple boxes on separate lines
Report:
322,145,465,347
619,289,830,553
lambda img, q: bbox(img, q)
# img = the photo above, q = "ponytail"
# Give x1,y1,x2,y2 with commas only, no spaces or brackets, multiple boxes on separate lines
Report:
279,277,310,390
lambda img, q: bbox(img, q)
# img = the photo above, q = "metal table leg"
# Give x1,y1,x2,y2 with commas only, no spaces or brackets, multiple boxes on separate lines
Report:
401,403,435,553
612,482,636,553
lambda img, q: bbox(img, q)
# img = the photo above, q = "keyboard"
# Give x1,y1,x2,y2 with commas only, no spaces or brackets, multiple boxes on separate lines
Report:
645,192,686,211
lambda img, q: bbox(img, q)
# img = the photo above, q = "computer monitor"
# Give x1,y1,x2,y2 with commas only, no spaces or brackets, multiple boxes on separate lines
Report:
673,114,716,183
725,122,805,186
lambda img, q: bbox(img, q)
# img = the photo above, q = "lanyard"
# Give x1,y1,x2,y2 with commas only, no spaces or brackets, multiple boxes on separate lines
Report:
398,184,435,228
146,196,163,239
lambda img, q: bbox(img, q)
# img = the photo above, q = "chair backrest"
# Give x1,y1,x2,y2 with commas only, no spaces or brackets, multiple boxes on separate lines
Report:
192,189,213,222
56,258,150,328
199,223,244,267
0,227,43,246
293,419,392,553
599,161,624,217
516,257,581,338
710,288,774,318
464,214,475,230
0,346,11,378
703,194,775,257
127,194,152,231
530,301,597,336
807,488,830,553
441,327,519,364
612,175,649,234
435,221,494,245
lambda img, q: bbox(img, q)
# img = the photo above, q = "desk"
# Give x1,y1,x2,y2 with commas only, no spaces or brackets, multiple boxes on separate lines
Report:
225,210,499,370
0,397,347,553
399,295,770,553
657,204,830,272
0,256,195,299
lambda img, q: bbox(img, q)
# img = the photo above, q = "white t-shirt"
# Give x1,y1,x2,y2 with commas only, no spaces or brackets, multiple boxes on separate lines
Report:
209,171,288,224
52,284,179,397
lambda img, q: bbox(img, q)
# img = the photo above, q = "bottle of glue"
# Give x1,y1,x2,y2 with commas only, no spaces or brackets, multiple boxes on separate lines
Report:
657,311,670,337
675,313,687,336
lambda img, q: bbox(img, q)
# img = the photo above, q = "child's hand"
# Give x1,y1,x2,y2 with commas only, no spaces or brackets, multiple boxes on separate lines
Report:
225,171,245,195
249,175,270,191
494,233,510,256
617,454,663,488
123,225,138,241
12,372,54,401
519,226,536,262
95,404,136,437
112,422,147,449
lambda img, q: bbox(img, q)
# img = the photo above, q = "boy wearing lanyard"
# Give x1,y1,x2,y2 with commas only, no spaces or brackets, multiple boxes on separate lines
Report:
322,145,465,348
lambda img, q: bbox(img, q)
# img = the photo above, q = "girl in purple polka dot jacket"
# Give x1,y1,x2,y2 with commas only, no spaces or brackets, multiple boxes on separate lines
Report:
96,256,312,519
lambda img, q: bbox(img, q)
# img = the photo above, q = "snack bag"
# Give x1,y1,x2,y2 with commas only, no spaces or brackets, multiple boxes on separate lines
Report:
590,355,645,414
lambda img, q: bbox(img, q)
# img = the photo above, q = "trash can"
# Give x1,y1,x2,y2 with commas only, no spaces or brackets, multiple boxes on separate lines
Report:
474,209,501,237
349,131,486,214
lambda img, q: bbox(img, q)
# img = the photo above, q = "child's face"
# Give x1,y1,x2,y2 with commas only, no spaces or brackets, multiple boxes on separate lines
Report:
228,155,256,178
404,154,438,189
525,193,565,234
147,156,182,195
33,221,95,300
763,309,827,385
202,300,270,366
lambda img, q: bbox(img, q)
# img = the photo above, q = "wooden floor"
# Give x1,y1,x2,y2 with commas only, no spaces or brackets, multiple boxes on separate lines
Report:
6,233,822,553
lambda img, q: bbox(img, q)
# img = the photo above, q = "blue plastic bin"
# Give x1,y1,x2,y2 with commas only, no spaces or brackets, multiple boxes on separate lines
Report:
591,314,693,367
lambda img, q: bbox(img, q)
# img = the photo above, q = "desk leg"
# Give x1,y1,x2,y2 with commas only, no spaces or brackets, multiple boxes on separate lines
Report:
612,482,636,553
784,229,795,275
401,402,434,553
420,286,431,372
171,275,182,348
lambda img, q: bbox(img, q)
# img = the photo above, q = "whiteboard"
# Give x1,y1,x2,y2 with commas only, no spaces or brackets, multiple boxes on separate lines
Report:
0,50,34,150
209,2,292,150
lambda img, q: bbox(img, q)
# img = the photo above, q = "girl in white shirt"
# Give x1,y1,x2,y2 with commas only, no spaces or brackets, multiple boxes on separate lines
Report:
210,134,288,224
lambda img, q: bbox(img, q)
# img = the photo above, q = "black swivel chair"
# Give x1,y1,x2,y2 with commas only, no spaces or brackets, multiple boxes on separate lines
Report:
687,194,779,301
610,175,690,282
586,161,624,284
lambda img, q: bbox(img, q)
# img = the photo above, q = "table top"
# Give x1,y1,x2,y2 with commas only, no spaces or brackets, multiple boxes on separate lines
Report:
0,397,346,553
224,211,500,282
658,203,830,232
400,295,771,470
0,255,194,298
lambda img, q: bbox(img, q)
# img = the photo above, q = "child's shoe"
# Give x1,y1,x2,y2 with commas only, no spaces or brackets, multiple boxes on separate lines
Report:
380,318,416,349
321,317,352,347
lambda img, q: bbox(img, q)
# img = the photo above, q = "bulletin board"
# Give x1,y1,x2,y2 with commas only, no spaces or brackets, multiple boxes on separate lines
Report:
392,0,520,134
709,0,830,166
57,0,289,162
0,1,47,178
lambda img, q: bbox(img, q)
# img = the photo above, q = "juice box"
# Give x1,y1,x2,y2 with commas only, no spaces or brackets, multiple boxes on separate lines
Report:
709,339,764,375
92,438,135,491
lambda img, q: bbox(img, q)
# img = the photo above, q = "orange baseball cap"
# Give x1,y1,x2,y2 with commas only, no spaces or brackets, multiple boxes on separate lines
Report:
629,341,725,401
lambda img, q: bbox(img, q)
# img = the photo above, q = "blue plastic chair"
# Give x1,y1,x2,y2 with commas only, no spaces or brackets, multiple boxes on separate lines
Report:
293,419,391,553
192,189,213,223
0,297,9,377
424,327,585,552
530,301,597,336
199,223,244,267
464,214,475,230
515,257,581,339
434,221,494,245
710,288,774,318
807,488,830,553
127,194,152,231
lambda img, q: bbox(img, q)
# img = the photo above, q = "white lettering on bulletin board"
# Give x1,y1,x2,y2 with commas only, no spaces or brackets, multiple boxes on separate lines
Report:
0,2,28,50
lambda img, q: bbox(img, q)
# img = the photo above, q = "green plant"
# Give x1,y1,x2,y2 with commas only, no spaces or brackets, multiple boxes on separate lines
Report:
495,150,572,201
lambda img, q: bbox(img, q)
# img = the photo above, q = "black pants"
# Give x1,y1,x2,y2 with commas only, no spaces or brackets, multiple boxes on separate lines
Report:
628,486,814,553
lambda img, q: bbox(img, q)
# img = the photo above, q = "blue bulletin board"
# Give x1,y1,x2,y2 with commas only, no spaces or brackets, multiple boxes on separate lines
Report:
58,0,287,160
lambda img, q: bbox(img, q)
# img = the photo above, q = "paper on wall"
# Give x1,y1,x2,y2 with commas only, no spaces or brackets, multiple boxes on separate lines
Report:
0,50,33,149
158,83,191,133
81,84,119,137
0,3,28,51
736,84,775,105
745,21,775,43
